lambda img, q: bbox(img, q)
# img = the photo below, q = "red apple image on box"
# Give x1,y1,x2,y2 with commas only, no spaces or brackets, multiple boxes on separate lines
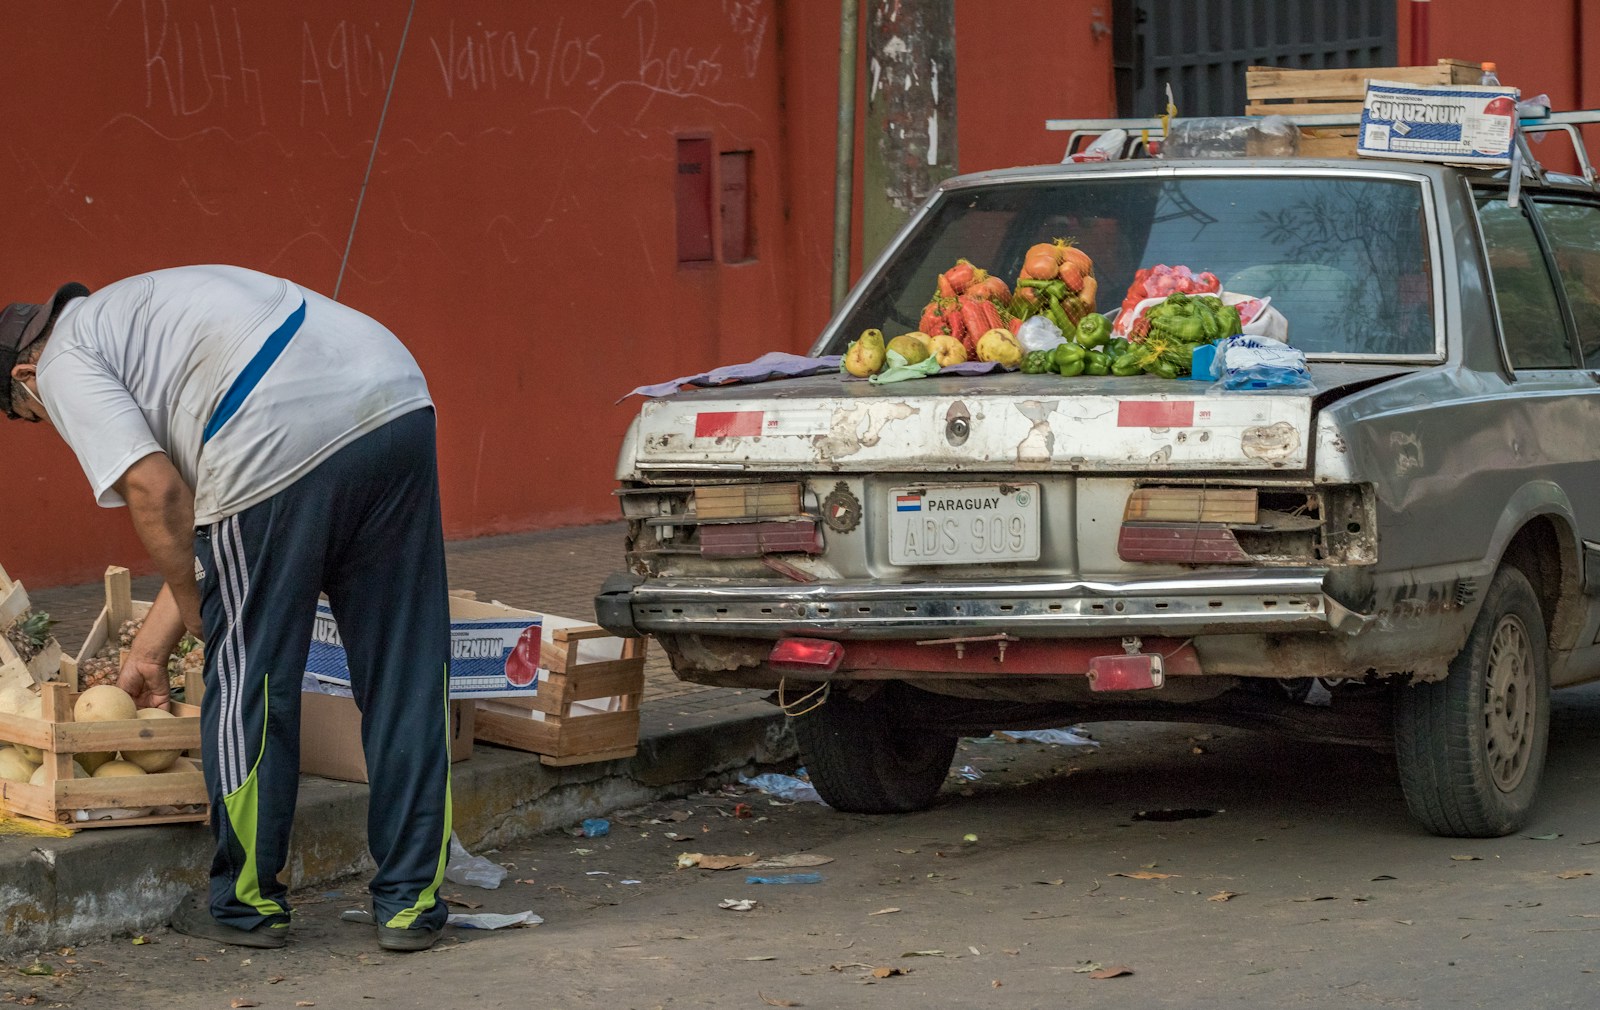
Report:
504,625,542,688
1484,96,1516,118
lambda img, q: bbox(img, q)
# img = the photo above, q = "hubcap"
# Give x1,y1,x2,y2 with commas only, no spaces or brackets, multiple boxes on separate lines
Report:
1483,614,1535,792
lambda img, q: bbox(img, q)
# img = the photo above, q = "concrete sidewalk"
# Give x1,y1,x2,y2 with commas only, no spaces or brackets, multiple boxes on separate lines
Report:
1,523,795,954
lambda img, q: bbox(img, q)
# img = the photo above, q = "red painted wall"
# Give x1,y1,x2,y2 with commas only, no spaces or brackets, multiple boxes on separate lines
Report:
2,1,804,586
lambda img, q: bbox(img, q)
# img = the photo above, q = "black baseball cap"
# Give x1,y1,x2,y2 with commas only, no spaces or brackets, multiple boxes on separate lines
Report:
0,282,89,418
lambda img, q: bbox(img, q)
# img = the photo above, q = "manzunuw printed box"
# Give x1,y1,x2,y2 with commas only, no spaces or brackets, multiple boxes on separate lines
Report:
305,597,543,700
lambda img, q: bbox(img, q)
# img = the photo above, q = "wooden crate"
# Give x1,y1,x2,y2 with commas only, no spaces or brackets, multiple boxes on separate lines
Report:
0,563,64,691
60,566,147,691
0,681,208,829
1245,58,1483,157
474,626,646,767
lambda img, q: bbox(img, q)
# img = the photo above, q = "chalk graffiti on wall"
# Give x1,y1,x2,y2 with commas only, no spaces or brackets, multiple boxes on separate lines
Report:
121,0,770,129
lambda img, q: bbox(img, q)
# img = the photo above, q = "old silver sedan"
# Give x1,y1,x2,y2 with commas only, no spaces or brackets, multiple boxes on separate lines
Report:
599,151,1600,837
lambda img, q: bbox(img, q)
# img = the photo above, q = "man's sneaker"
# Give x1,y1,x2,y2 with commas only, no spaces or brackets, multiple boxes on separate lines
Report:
170,893,288,949
377,924,442,952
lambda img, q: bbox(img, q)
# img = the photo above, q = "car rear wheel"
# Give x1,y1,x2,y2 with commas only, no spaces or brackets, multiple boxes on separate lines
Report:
1394,566,1550,838
791,684,958,814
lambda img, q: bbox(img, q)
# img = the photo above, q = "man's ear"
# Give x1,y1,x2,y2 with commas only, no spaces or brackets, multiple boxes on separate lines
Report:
10,361,35,384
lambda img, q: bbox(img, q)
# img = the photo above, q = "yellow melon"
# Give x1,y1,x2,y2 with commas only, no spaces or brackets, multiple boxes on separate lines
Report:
28,760,88,785
0,746,40,783
74,685,137,723
124,709,181,772
92,760,147,778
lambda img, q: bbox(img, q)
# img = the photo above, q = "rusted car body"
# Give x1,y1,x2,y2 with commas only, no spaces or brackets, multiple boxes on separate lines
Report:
599,152,1600,836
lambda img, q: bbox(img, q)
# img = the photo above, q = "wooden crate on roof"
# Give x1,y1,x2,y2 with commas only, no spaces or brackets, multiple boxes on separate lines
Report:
1245,59,1484,157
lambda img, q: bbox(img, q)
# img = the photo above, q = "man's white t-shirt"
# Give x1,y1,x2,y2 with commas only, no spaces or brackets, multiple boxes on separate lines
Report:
36,265,433,526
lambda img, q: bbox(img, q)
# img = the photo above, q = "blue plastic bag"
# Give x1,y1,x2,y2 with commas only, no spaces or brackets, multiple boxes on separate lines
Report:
1211,336,1313,391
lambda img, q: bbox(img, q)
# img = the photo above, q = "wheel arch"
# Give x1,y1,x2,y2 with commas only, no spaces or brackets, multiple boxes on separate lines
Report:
1485,482,1583,651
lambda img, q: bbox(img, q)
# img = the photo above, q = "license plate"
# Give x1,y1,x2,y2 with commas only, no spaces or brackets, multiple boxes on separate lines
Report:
888,484,1041,566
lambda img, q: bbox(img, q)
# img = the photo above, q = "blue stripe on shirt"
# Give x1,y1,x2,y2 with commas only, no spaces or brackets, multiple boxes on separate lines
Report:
202,299,307,444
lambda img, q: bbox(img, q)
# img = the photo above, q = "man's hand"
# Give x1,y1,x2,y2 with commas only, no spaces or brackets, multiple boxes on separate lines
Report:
117,650,172,712
118,588,186,712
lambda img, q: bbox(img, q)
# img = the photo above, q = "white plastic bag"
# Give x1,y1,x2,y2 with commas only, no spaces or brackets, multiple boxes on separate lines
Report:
1015,315,1066,354
1222,292,1289,343
444,833,508,889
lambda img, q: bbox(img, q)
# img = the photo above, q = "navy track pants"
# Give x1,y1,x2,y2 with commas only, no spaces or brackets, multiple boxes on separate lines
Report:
196,407,452,933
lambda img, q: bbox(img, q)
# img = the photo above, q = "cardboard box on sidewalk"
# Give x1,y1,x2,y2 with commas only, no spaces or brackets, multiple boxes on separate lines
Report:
299,693,474,783
306,596,543,700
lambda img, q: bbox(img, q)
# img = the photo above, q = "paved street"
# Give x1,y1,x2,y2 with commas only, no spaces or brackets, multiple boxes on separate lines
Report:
16,684,1600,1010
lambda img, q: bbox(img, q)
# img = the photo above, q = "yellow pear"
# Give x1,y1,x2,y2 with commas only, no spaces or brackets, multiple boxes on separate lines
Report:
976,328,1024,367
886,333,932,365
844,329,887,377
928,333,967,367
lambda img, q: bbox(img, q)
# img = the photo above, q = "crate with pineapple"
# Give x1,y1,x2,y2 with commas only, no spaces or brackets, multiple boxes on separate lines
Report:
62,566,204,699
0,562,64,692
0,566,208,828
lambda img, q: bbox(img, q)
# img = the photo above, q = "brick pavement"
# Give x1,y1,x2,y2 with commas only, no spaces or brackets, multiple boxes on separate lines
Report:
27,521,757,715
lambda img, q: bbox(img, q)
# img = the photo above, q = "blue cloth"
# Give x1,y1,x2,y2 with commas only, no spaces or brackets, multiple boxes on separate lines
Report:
625,352,843,399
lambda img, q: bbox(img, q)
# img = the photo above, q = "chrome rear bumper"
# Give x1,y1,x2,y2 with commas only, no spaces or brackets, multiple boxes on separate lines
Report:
600,569,1370,639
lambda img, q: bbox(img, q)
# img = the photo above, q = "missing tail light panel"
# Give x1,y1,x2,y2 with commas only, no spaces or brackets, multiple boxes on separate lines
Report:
620,480,823,561
1119,483,1376,566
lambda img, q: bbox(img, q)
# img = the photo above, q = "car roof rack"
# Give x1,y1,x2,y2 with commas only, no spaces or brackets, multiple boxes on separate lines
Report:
1044,110,1600,191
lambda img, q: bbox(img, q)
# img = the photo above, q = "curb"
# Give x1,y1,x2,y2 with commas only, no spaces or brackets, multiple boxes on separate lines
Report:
0,702,793,955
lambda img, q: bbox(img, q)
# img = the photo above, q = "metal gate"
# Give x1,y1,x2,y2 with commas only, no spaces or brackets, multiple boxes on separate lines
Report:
1113,0,1398,118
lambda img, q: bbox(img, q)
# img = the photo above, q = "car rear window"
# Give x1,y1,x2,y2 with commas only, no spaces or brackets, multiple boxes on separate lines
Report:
828,173,1437,359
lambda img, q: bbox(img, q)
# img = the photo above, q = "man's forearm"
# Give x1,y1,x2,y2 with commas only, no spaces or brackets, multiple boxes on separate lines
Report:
116,453,203,635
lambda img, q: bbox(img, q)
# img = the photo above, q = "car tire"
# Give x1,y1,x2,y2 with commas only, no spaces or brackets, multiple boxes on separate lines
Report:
791,684,959,814
1394,566,1550,838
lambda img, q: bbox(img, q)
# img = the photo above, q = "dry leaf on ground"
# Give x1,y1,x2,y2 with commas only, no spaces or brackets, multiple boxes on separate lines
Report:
1557,870,1593,880
1110,871,1177,880
1089,965,1134,979
871,966,908,978
1207,891,1239,902
758,992,800,1007
868,907,900,916
230,1001,261,1009
1450,855,1482,861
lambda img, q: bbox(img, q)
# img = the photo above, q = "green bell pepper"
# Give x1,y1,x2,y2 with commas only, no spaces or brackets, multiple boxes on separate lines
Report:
1111,351,1144,377
1051,342,1085,369
1021,349,1054,374
1075,312,1112,349
1057,357,1086,377
1083,351,1111,376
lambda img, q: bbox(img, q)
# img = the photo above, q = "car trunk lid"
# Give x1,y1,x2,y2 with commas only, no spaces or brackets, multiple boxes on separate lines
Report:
630,365,1410,474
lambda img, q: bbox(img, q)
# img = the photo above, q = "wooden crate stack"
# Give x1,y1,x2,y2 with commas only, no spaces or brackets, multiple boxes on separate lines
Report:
0,563,63,691
1,565,208,829
1245,58,1483,157
474,626,647,767
0,681,208,828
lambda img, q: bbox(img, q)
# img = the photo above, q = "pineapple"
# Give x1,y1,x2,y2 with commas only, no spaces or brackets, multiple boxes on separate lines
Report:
5,609,56,663
88,618,204,694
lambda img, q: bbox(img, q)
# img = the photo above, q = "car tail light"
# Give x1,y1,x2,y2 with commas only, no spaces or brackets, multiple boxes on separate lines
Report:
768,638,844,674
1117,523,1251,563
